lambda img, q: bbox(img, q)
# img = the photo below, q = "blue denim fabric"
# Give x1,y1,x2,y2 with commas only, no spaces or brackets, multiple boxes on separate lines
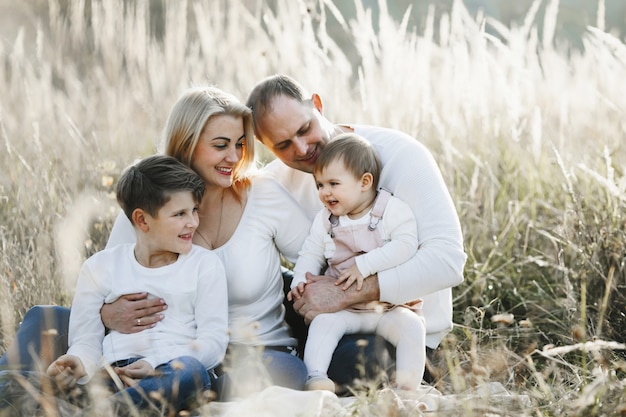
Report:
328,334,395,385
213,345,307,400
109,356,211,410
260,348,307,390
0,305,70,371
0,356,211,414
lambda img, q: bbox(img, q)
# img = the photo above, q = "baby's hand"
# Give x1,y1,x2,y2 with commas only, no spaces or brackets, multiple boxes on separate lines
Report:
287,282,306,301
335,265,365,291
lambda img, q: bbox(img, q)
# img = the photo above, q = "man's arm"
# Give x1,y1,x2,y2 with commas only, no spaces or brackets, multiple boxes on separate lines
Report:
293,272,380,323
365,127,466,304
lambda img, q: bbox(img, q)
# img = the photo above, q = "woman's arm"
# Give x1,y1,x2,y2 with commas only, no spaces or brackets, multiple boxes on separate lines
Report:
138,252,229,370
100,294,166,334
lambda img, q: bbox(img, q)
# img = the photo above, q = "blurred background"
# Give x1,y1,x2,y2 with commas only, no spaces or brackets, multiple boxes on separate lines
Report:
1,0,624,50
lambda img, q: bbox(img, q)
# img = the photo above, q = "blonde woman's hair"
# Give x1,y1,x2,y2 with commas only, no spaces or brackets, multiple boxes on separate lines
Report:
163,86,255,199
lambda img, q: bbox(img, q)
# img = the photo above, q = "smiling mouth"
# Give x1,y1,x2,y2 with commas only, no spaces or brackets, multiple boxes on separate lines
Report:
216,167,233,174
179,233,193,239
300,147,318,163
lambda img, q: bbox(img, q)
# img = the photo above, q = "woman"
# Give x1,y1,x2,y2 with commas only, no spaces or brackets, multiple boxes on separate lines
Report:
1,86,310,402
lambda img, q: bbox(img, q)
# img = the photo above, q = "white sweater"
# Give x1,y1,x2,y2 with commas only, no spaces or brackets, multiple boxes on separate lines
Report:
67,244,228,383
292,196,418,286
107,176,311,348
265,125,467,348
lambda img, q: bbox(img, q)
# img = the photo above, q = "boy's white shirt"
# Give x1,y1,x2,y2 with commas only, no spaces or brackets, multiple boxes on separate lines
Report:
67,244,228,383
106,176,311,348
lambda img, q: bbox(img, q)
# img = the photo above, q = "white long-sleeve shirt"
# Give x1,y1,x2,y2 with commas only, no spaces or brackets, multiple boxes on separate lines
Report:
107,175,311,348
67,244,228,383
265,125,467,348
292,196,418,286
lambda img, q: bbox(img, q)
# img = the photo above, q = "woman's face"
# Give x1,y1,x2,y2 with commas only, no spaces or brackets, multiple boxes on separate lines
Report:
191,114,245,189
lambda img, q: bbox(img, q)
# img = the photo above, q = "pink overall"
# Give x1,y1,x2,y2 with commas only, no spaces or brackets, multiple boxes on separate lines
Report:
304,190,426,388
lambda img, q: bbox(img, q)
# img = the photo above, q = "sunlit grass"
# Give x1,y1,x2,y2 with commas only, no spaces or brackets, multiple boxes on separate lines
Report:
0,0,624,415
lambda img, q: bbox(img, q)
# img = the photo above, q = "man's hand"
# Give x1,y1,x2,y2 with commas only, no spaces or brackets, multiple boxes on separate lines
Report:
293,272,380,323
47,354,86,391
114,360,154,387
100,293,167,334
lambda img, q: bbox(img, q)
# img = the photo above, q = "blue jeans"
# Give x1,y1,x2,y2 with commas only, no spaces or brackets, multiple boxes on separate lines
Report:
107,356,211,411
0,305,307,399
3,268,418,392
0,356,211,414
214,345,307,400
0,305,70,371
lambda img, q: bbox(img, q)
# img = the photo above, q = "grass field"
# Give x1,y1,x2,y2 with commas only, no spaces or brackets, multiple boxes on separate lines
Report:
0,0,624,415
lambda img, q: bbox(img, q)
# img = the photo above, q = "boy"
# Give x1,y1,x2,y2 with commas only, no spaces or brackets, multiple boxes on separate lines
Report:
46,155,228,414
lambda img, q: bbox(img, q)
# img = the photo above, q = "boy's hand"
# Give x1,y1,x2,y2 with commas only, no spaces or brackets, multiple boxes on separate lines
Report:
115,360,155,387
47,354,86,391
287,282,306,301
335,265,365,290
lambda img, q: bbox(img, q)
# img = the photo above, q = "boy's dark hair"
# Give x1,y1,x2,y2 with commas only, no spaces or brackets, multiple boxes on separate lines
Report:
116,155,205,223
314,133,382,190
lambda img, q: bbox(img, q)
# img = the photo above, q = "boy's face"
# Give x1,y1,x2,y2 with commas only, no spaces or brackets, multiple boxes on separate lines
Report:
314,160,372,218
144,191,199,255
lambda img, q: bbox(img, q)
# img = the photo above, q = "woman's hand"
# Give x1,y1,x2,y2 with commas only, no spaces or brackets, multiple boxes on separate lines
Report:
100,293,167,334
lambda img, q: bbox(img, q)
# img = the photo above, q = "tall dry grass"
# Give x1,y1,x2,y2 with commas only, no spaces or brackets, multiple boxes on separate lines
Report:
0,0,624,415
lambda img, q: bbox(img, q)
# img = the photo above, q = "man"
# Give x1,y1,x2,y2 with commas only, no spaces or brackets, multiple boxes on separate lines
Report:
245,74,467,388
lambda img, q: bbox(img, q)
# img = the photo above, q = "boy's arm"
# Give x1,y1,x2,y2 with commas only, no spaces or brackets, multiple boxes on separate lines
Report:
65,261,108,383
185,254,229,369
144,253,229,370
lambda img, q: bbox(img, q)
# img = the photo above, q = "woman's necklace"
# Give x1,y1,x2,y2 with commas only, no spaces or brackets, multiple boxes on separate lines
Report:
196,189,225,250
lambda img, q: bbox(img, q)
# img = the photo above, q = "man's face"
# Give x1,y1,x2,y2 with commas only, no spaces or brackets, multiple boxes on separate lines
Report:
255,95,330,174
